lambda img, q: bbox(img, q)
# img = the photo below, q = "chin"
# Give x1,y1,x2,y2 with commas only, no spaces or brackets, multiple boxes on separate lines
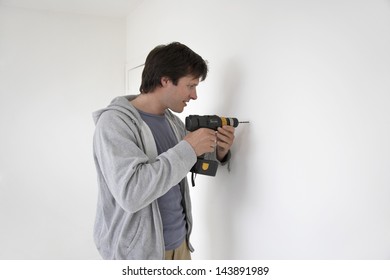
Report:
172,105,185,113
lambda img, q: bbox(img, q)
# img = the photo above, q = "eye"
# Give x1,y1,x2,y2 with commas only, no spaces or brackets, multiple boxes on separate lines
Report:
188,84,197,89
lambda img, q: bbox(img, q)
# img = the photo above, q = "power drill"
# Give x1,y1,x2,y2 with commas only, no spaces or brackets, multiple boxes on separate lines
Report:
185,115,248,132
185,115,249,185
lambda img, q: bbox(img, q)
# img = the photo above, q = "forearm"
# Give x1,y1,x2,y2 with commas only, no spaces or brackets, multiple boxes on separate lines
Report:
94,120,196,213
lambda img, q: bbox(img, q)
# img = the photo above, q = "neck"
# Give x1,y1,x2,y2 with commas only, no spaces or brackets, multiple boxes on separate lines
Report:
131,93,165,115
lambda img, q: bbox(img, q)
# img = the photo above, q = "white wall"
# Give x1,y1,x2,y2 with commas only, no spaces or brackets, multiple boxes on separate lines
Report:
0,5,126,259
126,0,390,259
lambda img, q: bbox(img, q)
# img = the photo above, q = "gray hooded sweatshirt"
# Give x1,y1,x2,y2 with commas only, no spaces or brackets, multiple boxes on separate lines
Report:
92,95,197,259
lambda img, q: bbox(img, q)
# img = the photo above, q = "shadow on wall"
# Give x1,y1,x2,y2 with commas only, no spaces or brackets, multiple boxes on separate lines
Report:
205,59,254,259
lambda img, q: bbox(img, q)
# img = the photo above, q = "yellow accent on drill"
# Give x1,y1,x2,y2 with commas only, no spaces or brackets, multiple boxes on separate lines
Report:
221,117,227,126
202,162,209,170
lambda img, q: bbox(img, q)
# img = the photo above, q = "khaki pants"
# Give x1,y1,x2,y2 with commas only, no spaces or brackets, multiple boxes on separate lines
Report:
164,240,191,260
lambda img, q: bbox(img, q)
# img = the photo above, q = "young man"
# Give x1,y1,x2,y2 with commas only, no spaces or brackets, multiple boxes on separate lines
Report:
92,42,235,260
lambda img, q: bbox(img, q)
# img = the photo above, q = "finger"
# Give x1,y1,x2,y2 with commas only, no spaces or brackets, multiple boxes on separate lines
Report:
217,127,234,139
219,125,235,133
210,138,216,148
217,130,234,144
216,135,229,146
217,139,232,150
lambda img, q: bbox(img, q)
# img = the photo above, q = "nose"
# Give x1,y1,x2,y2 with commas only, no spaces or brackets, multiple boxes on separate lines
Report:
190,89,197,100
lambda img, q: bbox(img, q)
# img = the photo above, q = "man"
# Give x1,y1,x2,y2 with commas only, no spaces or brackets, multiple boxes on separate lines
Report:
92,42,235,259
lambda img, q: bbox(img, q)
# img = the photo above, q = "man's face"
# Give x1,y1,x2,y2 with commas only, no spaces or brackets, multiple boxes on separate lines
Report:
163,75,200,113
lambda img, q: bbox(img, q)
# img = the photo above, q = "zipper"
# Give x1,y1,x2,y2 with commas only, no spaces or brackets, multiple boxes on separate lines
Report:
154,201,166,259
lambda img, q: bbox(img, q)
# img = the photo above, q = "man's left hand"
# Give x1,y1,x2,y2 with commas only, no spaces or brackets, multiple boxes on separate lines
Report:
216,125,235,161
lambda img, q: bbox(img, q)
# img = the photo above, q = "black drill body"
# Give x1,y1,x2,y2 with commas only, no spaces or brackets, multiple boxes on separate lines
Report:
185,115,239,131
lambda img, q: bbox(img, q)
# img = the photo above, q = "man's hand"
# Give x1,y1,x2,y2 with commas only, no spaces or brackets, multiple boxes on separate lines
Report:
216,125,235,161
184,128,218,157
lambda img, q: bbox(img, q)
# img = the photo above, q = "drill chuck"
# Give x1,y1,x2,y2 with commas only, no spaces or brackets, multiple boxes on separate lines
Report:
185,115,240,131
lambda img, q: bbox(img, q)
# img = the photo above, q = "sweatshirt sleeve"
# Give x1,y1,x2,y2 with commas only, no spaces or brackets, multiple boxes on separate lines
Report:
93,110,197,213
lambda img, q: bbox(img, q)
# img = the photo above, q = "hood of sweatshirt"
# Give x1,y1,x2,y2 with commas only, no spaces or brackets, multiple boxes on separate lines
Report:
92,95,141,126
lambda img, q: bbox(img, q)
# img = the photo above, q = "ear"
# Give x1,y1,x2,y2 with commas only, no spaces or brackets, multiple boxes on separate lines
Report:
161,77,171,87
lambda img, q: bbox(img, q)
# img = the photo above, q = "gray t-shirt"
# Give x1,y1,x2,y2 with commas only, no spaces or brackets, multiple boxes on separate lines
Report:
138,110,186,250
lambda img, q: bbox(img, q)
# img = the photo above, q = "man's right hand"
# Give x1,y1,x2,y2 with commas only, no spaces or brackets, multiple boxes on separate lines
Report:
184,128,217,156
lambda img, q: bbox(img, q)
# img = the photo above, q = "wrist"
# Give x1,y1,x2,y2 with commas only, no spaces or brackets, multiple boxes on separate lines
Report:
217,150,229,162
